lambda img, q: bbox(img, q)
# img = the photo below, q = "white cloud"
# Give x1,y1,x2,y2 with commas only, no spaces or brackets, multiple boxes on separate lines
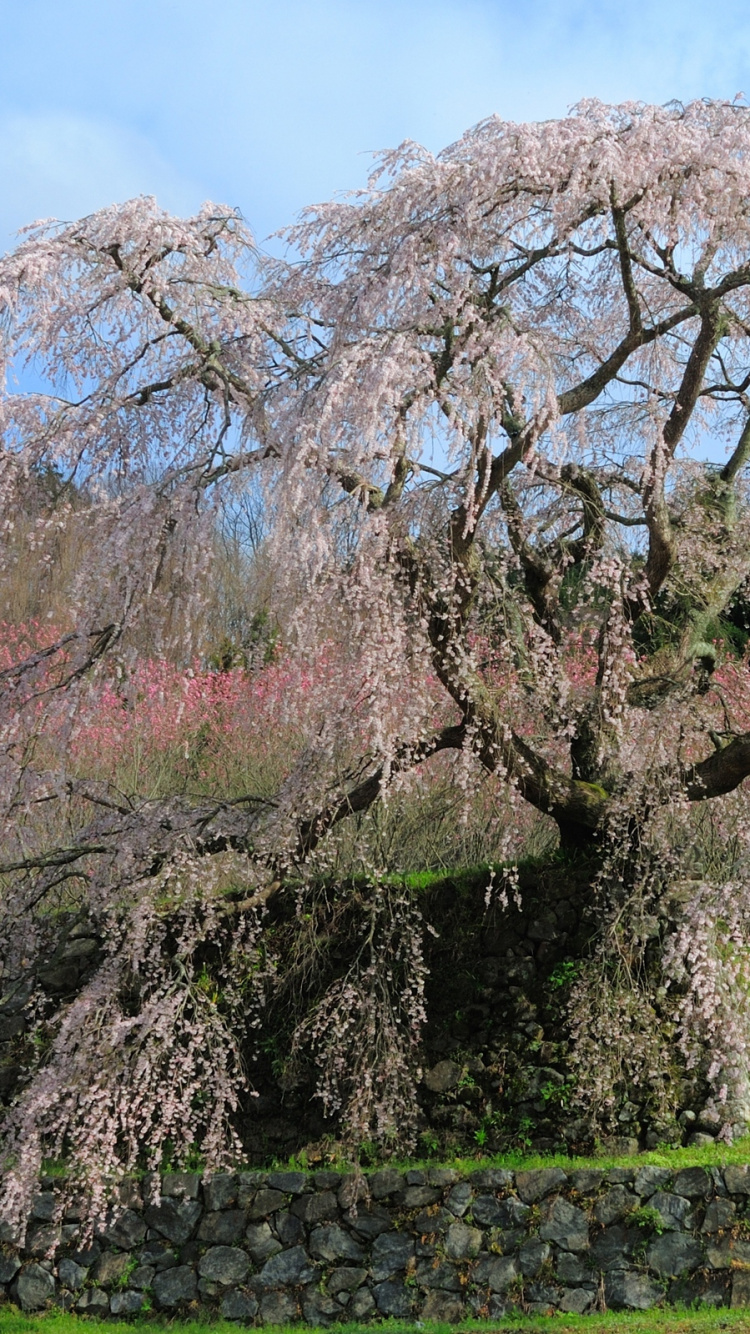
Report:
0,112,203,256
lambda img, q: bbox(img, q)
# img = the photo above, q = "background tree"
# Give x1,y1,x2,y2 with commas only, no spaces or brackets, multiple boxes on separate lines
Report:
4,99,750,1227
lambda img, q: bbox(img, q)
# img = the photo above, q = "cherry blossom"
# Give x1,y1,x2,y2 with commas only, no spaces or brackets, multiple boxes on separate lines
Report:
4,98,750,1224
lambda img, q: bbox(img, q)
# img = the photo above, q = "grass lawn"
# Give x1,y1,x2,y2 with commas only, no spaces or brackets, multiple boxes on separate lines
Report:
2,1309,750,1333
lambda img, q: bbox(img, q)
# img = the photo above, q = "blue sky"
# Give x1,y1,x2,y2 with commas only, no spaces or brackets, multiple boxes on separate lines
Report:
2,0,750,257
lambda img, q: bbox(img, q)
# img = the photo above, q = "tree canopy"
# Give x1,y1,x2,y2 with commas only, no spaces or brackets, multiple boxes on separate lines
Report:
4,97,750,1227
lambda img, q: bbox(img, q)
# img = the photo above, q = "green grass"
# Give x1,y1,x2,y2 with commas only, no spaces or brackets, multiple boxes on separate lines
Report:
41,1132,750,1184
411,1132,750,1175
375,852,576,896
283,854,573,902
271,1134,750,1180
2,1308,750,1334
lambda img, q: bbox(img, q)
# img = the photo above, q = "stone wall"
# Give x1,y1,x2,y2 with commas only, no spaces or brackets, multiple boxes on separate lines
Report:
0,863,724,1169
4,1160,750,1321
0,862,651,1163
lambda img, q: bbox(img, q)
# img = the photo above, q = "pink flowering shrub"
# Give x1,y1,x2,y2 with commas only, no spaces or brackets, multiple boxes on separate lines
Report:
0,620,67,670
70,656,315,799
69,651,546,868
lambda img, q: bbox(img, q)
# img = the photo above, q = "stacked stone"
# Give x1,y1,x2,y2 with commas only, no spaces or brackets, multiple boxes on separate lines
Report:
0,886,723,1157
4,1162,750,1321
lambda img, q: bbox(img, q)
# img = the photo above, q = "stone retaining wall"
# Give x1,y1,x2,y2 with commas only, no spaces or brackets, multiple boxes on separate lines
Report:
0,869,719,1160
4,1161,750,1321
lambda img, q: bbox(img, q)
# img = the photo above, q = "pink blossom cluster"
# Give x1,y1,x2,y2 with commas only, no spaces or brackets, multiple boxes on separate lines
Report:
70,655,311,790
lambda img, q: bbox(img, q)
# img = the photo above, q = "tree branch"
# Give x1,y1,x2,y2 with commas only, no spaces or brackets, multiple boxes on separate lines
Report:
686,734,750,801
720,414,750,484
500,477,561,643
558,303,697,416
637,302,724,606
611,199,643,336
296,723,466,858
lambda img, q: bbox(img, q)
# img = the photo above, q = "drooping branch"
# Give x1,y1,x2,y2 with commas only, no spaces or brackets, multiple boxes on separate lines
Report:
662,303,724,456
557,303,697,417
686,733,750,801
101,240,261,410
419,572,610,838
296,722,467,859
0,724,470,922
472,711,608,837
610,198,643,337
